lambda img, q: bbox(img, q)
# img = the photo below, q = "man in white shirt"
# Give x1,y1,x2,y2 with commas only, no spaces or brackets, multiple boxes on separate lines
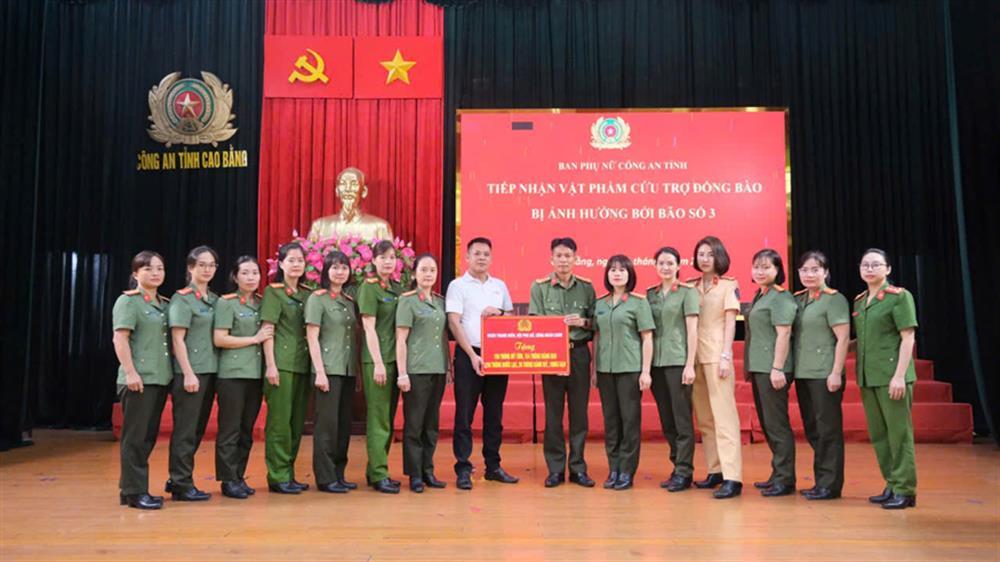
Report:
446,237,518,489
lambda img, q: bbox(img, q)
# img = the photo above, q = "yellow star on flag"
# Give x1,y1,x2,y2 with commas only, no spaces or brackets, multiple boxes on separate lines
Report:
380,49,417,85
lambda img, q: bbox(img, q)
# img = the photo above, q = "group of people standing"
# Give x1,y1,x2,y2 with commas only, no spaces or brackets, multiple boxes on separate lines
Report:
112,235,919,512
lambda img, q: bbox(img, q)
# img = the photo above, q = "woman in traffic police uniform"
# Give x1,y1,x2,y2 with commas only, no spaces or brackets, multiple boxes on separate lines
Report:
854,248,918,510
213,256,273,499
112,251,171,509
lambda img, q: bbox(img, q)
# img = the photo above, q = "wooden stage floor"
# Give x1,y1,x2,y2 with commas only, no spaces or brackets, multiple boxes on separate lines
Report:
1,430,997,561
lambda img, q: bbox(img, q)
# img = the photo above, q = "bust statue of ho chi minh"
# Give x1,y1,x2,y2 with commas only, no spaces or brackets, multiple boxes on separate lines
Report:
307,167,394,242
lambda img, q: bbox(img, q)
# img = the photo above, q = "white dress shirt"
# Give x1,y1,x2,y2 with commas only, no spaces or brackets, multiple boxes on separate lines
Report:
445,271,513,348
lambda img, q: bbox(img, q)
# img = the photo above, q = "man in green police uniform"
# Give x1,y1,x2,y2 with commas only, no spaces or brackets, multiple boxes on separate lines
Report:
528,238,596,488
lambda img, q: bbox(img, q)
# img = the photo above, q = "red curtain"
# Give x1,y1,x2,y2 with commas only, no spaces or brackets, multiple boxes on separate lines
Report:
258,0,444,267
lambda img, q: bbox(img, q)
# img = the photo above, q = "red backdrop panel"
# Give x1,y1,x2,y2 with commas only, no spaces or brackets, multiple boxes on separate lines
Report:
354,36,443,99
259,0,444,267
264,35,354,98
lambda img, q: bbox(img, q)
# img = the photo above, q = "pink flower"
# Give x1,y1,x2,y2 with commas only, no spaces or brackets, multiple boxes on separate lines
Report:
339,242,353,255
401,247,415,259
350,234,360,244
350,258,361,270
358,245,373,262
305,270,320,283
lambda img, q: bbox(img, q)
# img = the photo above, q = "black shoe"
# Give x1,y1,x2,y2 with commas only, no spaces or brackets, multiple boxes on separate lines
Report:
799,485,818,496
544,472,565,488
569,472,595,488
753,478,774,490
761,483,795,497
484,467,519,484
613,473,633,490
172,487,211,501
803,487,841,500
120,493,163,510
221,481,249,499
336,477,358,490
239,479,256,495
603,471,620,489
268,481,302,495
410,478,425,493
868,487,893,504
372,478,400,494
665,474,693,492
423,473,447,489
318,481,350,494
290,479,310,492
881,493,916,510
713,480,743,499
164,479,174,493
456,472,473,490
695,473,724,489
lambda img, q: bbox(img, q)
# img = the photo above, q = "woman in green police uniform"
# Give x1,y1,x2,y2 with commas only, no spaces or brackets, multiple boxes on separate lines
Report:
396,254,451,493
744,249,797,497
358,240,405,494
166,245,220,502
112,251,171,510
213,256,273,499
593,255,655,491
854,248,918,510
792,250,850,501
646,247,700,492
305,251,360,494
261,242,312,494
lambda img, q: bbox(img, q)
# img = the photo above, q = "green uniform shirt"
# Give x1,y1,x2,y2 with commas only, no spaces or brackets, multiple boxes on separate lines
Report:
593,292,655,373
395,291,448,374
113,290,173,386
304,289,358,376
168,285,219,374
260,282,310,373
214,293,263,380
853,283,918,387
745,286,797,374
527,273,596,342
357,277,403,365
792,287,850,379
646,282,700,367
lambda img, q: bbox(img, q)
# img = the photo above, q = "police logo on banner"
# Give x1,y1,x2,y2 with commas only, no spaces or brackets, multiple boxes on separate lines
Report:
590,116,631,150
147,71,237,147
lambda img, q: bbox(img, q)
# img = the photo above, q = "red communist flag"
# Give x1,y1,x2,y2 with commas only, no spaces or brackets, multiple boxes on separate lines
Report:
264,36,353,98
354,36,442,99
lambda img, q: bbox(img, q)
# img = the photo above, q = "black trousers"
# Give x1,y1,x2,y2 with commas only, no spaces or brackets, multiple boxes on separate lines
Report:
215,378,263,482
313,375,355,486
168,372,216,492
796,378,845,493
650,366,695,478
542,345,591,475
597,372,642,475
751,372,796,486
402,373,447,477
452,346,508,475
119,384,169,495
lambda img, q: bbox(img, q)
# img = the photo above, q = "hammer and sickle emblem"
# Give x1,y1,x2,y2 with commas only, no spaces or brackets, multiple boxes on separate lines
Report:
288,49,329,84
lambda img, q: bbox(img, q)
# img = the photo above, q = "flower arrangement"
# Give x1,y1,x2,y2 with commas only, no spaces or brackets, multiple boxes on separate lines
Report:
268,231,417,288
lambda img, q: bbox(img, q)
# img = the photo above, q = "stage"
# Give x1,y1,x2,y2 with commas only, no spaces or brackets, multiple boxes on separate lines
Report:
1,431,996,561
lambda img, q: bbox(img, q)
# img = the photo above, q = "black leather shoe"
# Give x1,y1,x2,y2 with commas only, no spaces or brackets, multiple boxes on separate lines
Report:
423,473,447,489
881,493,916,510
290,480,310,492
570,472,595,488
603,471,620,489
695,473,724,489
121,493,163,510
799,485,818,496
372,478,400,494
761,483,795,497
172,487,211,501
268,481,302,495
665,474,693,492
221,481,249,499
410,478,425,493
484,467,519,484
868,487,893,504
456,472,473,490
613,473,634,490
713,480,743,499
239,479,256,495
164,479,174,493
803,487,841,500
753,478,774,490
544,473,565,488
337,478,357,490
318,481,350,494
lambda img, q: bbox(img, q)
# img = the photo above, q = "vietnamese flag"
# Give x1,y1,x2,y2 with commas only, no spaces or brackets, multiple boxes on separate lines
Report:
354,36,442,99
264,36,353,98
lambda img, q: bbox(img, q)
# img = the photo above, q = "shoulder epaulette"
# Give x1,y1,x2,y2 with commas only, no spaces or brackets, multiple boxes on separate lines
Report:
630,292,647,299
854,291,866,301
402,289,418,297
343,293,354,301
597,293,610,300
646,284,660,292
222,293,238,300
365,277,380,284
313,289,327,296
685,276,701,284
269,282,284,289
576,275,593,284
159,295,170,303
793,288,808,296
432,291,444,299
721,276,737,281
535,276,550,284
885,285,903,295
177,287,193,295
123,289,140,296
823,287,838,295
773,285,786,292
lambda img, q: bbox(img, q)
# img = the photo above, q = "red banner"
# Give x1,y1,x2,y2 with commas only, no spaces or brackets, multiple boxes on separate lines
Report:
264,36,353,98
354,36,443,99
480,316,570,375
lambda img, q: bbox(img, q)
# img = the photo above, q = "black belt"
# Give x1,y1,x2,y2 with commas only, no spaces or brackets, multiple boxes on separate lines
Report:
569,340,590,349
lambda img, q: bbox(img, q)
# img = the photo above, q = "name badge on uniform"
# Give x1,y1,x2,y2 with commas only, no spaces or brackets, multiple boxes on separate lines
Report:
382,296,395,303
